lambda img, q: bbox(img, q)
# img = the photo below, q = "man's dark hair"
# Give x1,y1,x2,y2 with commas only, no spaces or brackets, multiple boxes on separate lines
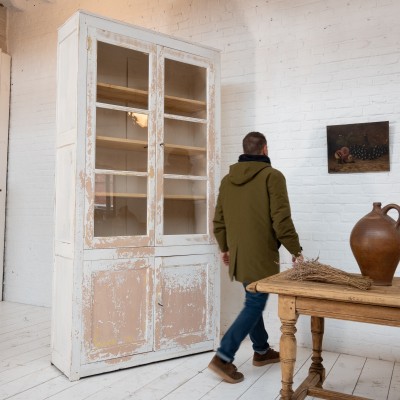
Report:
242,132,267,155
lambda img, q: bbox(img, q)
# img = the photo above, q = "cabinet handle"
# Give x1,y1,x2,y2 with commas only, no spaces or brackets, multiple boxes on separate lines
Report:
159,143,164,147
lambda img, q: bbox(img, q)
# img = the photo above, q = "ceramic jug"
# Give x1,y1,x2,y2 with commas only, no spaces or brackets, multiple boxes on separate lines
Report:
350,202,400,285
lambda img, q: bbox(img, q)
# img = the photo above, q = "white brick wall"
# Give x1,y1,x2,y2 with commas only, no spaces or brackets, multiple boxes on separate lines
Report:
3,0,400,361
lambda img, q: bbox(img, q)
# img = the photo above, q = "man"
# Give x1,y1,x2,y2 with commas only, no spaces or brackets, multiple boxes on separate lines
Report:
208,131,303,384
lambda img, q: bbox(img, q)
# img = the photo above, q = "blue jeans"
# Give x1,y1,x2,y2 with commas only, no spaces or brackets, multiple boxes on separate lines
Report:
216,283,270,363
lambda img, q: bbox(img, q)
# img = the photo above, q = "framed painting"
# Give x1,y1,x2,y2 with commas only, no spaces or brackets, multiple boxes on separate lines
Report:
327,121,389,174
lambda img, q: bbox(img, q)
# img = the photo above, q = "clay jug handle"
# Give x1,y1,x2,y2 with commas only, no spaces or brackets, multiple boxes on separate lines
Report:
381,203,400,229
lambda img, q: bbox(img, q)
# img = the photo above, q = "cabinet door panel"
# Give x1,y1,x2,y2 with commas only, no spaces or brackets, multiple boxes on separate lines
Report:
82,258,154,363
155,254,216,350
155,47,217,246
85,28,157,249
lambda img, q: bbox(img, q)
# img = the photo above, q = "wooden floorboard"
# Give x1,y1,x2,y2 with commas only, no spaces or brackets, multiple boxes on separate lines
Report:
319,353,366,396
1,301,399,400
388,362,400,400
353,358,394,399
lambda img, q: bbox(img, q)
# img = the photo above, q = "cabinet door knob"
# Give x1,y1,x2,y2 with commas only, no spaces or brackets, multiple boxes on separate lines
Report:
159,142,164,147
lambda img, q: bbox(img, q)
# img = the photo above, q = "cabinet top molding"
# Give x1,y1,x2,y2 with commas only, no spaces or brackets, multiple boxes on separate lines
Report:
60,10,221,58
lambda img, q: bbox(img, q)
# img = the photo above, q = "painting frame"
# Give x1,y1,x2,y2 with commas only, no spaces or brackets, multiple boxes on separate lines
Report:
327,121,390,174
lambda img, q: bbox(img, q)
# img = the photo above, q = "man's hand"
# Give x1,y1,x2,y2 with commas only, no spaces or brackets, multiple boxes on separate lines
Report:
221,251,230,266
292,253,304,266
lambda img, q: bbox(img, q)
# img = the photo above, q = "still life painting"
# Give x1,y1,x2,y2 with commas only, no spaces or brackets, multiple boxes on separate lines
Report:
327,121,389,174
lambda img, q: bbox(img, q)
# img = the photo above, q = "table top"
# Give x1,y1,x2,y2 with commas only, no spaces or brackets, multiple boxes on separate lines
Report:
247,270,400,308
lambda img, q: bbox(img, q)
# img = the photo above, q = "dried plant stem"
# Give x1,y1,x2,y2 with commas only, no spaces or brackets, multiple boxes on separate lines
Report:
285,258,373,290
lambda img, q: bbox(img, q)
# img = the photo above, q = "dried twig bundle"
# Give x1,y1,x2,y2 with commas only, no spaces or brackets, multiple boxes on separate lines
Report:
285,258,373,290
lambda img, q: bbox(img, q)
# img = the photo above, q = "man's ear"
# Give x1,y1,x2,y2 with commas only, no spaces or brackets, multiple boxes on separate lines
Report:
263,144,268,156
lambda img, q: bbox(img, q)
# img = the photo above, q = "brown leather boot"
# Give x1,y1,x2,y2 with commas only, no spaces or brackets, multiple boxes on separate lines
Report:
253,348,280,366
208,355,244,383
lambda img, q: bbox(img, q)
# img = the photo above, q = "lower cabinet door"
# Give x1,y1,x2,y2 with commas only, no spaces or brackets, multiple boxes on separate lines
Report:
82,257,154,363
154,253,217,350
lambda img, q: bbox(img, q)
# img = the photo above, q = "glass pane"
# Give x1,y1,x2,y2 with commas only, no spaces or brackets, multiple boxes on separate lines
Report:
164,118,207,176
164,119,206,148
95,108,148,173
94,41,150,239
97,41,149,109
164,59,206,118
164,148,206,176
94,175,147,237
163,179,206,235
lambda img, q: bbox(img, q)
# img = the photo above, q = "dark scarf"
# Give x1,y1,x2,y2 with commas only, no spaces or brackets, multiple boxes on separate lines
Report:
238,154,271,164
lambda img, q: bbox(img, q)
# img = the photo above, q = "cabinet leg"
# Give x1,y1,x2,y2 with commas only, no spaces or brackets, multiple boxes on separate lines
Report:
278,296,298,400
309,316,325,387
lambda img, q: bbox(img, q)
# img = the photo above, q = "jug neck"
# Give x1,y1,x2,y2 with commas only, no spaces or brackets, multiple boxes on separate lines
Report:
372,202,382,212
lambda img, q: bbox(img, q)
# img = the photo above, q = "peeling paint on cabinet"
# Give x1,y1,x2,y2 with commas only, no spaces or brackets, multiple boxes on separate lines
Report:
82,259,153,362
155,255,214,351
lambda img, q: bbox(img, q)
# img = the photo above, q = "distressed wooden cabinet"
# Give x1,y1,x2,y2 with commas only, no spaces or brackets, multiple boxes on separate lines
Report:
52,11,220,380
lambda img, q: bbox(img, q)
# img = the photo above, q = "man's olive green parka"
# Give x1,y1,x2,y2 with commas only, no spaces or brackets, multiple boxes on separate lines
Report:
213,160,301,283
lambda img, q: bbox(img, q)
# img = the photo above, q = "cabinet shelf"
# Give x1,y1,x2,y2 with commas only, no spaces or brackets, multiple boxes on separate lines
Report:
97,83,206,115
164,143,206,156
95,192,206,200
165,194,206,200
97,135,206,156
165,95,206,115
96,136,147,151
95,192,147,198
97,83,148,107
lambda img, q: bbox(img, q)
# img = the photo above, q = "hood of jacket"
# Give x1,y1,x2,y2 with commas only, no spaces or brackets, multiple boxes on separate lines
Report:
228,161,271,185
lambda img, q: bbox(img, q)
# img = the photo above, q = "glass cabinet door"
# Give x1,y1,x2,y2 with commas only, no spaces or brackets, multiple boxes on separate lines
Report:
158,49,214,242
85,35,216,248
87,35,156,247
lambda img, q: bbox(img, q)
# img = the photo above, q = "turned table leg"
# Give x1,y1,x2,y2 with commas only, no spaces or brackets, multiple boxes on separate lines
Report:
309,316,325,387
278,295,298,400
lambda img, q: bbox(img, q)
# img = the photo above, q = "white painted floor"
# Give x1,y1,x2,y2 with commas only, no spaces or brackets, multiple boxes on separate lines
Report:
1,301,400,400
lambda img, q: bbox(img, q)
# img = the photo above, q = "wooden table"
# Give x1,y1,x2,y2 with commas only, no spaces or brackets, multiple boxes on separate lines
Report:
247,272,400,400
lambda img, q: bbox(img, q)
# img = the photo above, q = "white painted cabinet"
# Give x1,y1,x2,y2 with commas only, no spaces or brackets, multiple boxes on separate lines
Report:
52,11,220,380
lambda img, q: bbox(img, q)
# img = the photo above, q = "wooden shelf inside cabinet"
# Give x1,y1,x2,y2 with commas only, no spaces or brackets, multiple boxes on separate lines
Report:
95,192,205,200
164,194,206,200
96,136,147,152
95,192,147,199
97,83,206,115
97,135,205,156
164,143,206,156
97,83,148,107
164,95,206,115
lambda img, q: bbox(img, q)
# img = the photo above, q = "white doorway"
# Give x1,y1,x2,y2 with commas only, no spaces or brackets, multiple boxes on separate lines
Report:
0,49,11,301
